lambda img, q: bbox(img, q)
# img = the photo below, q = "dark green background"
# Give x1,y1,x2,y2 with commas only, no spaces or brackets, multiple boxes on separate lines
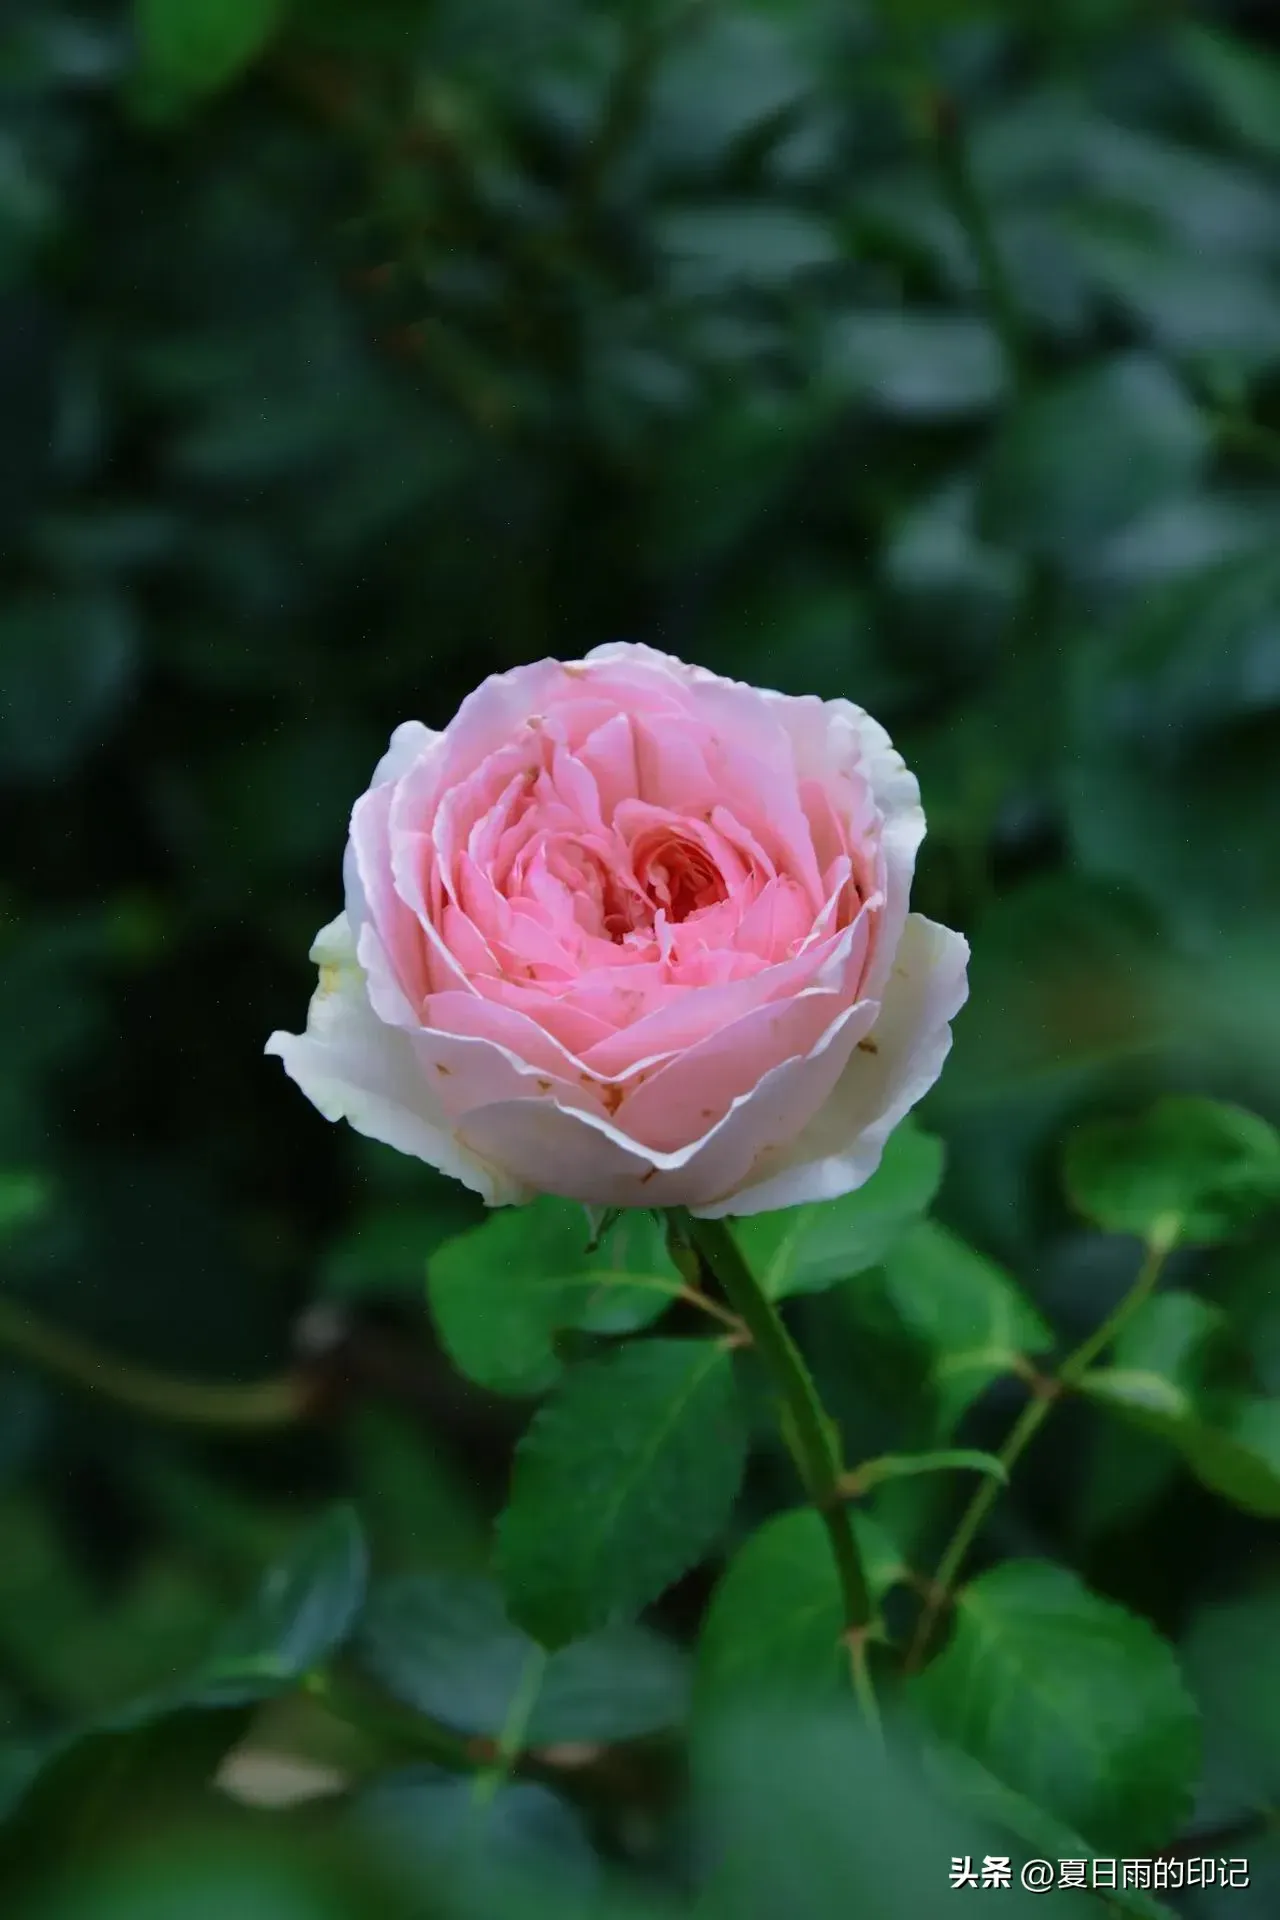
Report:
2,0,1280,1912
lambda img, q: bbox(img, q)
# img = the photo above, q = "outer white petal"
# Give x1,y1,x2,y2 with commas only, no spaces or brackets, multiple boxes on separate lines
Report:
766,692,925,1004
452,997,878,1211
264,913,528,1206
371,719,439,788
846,707,927,1004
582,640,713,682
692,913,969,1219
341,722,439,933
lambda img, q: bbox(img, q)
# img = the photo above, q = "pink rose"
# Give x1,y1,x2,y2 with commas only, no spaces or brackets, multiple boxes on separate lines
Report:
266,644,967,1217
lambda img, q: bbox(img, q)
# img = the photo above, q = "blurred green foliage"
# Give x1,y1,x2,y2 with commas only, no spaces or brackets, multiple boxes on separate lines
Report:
3,0,1280,1912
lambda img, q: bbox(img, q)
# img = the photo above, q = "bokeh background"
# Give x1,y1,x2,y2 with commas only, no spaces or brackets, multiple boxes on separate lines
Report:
3,0,1280,1913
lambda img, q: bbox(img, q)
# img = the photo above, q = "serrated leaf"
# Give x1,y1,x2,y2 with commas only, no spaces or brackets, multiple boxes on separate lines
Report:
696,1507,905,1708
428,1200,680,1396
1080,1293,1280,1518
357,1573,688,1746
496,1341,747,1649
844,1222,1054,1437
735,1121,944,1303
914,1559,1200,1854
1064,1096,1280,1246
193,1504,368,1703
978,354,1208,559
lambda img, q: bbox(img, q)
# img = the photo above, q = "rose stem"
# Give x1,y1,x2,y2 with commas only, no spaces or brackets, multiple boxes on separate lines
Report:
669,1209,881,1736
905,1213,1181,1673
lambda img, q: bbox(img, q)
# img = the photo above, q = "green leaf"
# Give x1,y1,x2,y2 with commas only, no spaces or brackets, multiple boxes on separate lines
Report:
356,1768,602,1913
1182,1583,1280,1818
495,1341,747,1649
641,11,816,176
925,1746,1181,1920
1087,492,1280,593
345,1405,488,1576
357,1573,688,1745
428,1201,680,1397
1069,1404,1183,1547
134,0,286,104
696,1703,1089,1920
884,477,1024,650
978,354,1209,559
0,1513,368,1875
822,312,1010,418
1215,1238,1280,1397
847,1450,1008,1497
914,1559,1200,1853
1068,225,1280,375
1138,1392,1280,1520
1064,549,1280,938
696,1507,905,1708
736,1121,944,1302
193,1505,368,1704
655,204,841,291
1064,1096,1280,1246
843,1222,1054,1436
0,1706,254,1883
1080,1293,1280,1519
1180,24,1280,162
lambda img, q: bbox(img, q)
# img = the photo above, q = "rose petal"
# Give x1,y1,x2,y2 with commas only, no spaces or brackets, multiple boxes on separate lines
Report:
454,997,875,1210
694,913,969,1218
264,914,526,1205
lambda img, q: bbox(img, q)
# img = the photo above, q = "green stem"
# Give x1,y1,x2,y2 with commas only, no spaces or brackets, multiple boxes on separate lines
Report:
307,1667,644,1812
1058,1213,1179,1386
672,1211,880,1730
472,1647,547,1808
906,1216,1179,1672
914,1393,1052,1664
0,1292,312,1432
